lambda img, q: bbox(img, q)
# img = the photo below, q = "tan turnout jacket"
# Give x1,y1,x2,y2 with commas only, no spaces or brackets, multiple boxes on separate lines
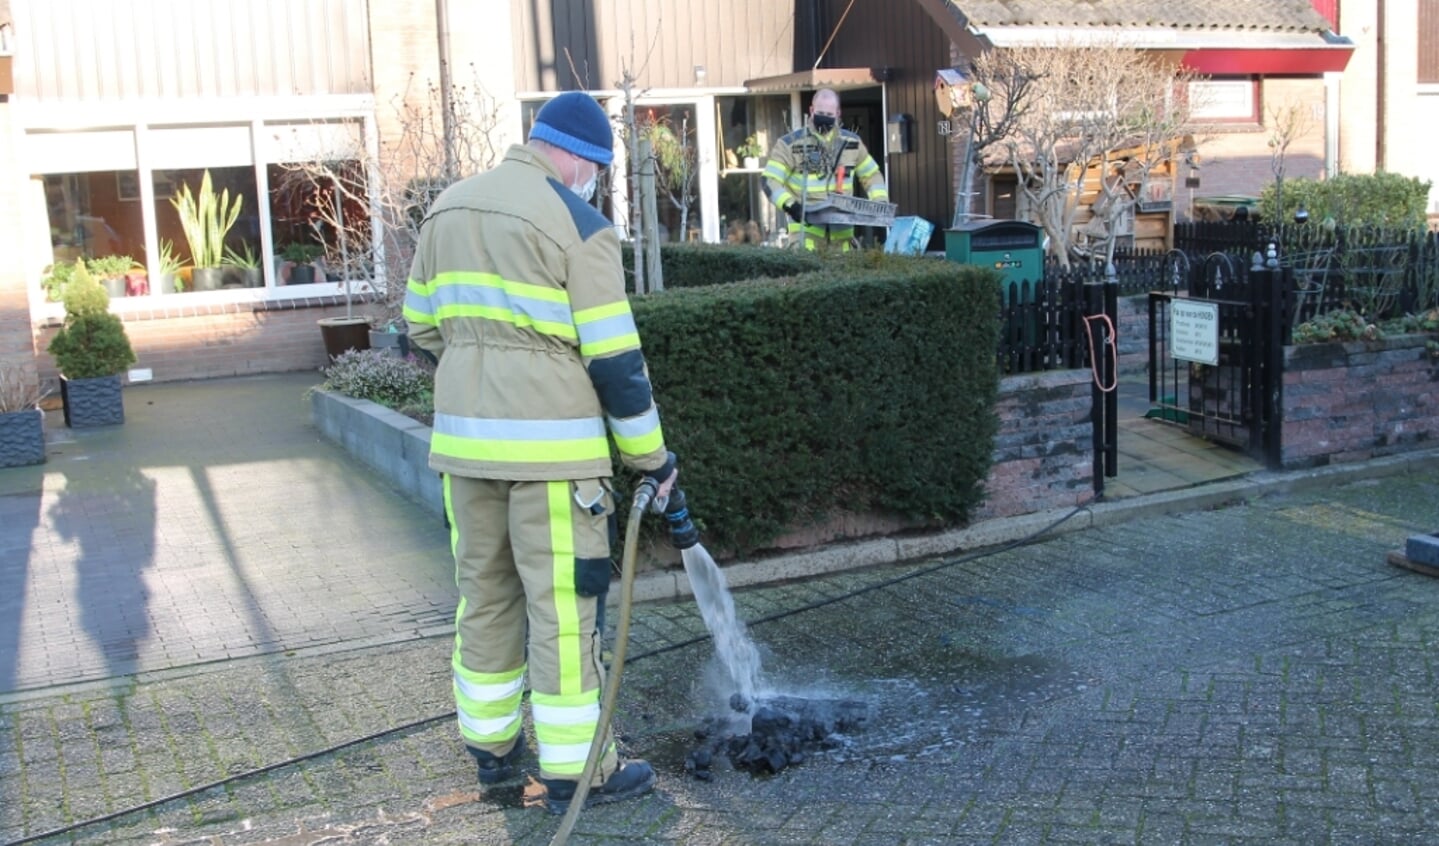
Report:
404,144,668,481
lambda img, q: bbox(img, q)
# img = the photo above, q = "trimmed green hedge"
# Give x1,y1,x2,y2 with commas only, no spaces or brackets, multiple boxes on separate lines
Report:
1259,172,1432,229
619,252,1002,554
621,243,821,289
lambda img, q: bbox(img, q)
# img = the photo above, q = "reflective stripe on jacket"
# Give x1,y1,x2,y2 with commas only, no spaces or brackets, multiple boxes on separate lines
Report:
763,127,888,211
404,144,668,481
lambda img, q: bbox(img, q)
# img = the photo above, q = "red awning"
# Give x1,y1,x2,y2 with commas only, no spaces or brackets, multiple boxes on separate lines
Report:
1181,47,1353,75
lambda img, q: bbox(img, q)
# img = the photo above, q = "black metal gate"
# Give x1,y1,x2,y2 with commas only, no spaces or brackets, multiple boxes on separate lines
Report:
1147,252,1286,467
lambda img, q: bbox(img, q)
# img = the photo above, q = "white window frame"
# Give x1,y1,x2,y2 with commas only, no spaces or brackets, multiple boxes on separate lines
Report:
21,95,377,320
1187,78,1260,125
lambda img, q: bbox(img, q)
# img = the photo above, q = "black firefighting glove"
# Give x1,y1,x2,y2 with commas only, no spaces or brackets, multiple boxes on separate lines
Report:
784,202,804,223
643,451,678,489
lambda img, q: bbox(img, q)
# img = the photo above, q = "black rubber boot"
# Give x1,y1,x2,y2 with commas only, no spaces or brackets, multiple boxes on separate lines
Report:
542,759,656,815
469,728,526,785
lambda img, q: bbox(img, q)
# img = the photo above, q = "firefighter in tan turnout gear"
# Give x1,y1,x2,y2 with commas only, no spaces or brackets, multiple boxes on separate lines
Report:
763,87,889,251
404,92,678,815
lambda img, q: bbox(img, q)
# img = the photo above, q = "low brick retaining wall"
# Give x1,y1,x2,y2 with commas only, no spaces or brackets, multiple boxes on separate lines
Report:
1281,335,1439,468
977,369,1094,520
310,389,443,517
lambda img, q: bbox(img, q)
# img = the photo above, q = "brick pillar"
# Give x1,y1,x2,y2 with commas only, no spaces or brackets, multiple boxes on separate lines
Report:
0,100,41,398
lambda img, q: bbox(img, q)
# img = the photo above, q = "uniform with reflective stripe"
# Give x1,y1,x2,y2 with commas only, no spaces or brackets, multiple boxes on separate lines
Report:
442,473,618,781
764,126,888,251
405,143,668,482
413,143,649,783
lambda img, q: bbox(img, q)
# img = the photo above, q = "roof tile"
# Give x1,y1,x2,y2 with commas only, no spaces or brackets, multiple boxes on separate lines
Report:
954,0,1332,33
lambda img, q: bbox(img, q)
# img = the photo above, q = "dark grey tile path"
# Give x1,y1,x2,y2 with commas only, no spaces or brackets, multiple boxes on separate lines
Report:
2,459,1437,845
0,372,456,696
3,371,1437,845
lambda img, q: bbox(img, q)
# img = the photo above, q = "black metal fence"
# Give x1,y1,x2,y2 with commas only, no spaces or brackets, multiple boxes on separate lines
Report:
995,251,1170,374
1176,222,1439,327
995,225,1439,374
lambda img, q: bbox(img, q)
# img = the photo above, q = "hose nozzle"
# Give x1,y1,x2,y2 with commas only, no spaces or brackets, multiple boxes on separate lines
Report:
661,487,700,550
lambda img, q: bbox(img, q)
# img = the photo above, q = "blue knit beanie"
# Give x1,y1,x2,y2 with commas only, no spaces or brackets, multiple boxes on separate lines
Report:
530,92,614,166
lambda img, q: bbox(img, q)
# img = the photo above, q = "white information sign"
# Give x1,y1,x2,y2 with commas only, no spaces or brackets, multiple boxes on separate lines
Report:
1170,300,1220,365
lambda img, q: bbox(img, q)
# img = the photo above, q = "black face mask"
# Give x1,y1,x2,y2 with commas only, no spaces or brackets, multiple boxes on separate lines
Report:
812,113,836,132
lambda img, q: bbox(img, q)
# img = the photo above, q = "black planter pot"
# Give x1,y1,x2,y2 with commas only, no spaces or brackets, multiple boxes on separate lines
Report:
289,264,316,285
60,374,125,428
318,317,371,360
0,409,45,467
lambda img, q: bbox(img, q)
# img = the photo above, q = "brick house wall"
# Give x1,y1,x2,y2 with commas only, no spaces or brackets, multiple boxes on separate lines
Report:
30,298,364,385
0,103,40,396
1193,78,1327,200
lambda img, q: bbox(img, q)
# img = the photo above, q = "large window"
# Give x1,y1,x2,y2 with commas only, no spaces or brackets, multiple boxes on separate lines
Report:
32,115,372,305
1187,78,1261,125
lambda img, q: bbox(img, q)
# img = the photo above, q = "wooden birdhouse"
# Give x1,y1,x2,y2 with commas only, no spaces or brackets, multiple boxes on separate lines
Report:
934,68,973,119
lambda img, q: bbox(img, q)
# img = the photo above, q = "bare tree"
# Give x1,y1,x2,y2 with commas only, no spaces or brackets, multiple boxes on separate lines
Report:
609,23,666,295
278,68,505,328
988,40,1203,268
640,110,699,243
946,50,1037,225
1265,100,1315,223
1079,60,1202,268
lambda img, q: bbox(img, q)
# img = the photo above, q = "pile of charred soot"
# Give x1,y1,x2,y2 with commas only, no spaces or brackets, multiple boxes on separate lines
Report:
685,694,871,780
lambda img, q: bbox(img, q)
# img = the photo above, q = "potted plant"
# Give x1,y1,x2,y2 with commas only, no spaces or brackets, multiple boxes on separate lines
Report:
46,261,137,428
282,242,323,285
87,255,135,299
154,239,185,294
0,365,47,468
737,135,764,170
222,243,263,288
40,259,79,302
171,170,242,292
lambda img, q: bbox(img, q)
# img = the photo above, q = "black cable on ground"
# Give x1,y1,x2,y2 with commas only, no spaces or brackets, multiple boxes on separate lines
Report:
4,498,1094,846
3,715,441,846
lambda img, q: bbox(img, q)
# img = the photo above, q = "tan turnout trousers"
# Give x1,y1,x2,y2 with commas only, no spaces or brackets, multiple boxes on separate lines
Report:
444,473,619,784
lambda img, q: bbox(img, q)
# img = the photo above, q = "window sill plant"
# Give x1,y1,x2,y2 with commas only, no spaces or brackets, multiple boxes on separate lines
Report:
172,170,242,292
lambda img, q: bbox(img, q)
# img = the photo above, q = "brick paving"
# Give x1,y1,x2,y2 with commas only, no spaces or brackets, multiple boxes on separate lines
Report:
1,373,1438,845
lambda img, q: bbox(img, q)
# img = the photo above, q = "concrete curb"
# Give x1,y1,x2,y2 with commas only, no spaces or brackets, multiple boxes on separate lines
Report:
626,446,1439,604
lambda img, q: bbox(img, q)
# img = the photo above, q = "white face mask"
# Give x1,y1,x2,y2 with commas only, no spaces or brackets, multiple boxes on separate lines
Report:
570,161,598,202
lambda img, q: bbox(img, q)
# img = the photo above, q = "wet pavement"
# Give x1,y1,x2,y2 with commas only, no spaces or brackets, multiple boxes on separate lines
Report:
1,372,1438,845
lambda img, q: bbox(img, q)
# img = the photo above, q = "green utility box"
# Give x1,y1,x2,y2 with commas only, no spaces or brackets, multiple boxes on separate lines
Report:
947,220,1045,348
944,220,1045,292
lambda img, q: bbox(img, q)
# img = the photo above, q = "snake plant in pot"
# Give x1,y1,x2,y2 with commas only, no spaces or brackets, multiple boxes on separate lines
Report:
46,260,137,427
171,170,242,292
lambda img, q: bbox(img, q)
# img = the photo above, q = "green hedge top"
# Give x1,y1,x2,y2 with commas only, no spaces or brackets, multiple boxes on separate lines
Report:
1259,172,1433,229
621,243,821,289
623,253,1002,553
